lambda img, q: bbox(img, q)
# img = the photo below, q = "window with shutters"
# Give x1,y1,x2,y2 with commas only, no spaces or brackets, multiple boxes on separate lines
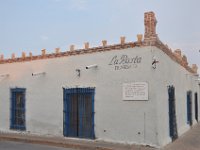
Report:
10,88,26,131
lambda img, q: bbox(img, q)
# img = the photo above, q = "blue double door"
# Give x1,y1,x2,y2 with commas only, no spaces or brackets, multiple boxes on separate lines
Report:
63,88,95,139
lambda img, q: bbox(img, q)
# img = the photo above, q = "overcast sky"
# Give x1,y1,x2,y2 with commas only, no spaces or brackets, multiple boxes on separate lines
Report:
0,0,199,71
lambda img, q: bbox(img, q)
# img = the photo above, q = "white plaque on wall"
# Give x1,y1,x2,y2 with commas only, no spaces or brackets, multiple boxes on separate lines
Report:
123,82,148,100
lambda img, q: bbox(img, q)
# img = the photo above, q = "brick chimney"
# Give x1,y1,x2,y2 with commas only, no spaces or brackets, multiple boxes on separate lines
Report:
144,11,158,42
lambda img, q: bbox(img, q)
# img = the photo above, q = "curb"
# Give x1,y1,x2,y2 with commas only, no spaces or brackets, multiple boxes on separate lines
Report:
0,134,112,150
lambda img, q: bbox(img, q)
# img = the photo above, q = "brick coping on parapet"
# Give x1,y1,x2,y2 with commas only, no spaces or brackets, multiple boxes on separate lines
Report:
0,11,198,75
0,40,197,75
152,40,197,74
0,42,137,64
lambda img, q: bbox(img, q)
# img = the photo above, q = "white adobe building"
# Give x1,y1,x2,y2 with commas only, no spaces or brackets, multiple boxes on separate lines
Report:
0,11,199,147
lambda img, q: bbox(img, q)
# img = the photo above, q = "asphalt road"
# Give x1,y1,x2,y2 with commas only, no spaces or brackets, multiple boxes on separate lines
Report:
0,141,75,150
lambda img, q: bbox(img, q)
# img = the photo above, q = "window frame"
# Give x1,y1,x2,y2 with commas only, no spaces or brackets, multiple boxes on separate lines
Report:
10,88,26,131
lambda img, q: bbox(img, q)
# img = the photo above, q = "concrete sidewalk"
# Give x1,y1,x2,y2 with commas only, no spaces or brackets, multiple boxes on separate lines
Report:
163,123,200,150
1,124,200,150
0,132,156,150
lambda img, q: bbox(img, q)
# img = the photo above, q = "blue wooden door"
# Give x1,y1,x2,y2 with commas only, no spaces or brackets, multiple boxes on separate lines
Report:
78,88,95,139
63,88,95,139
195,93,198,122
187,91,193,126
168,86,178,141
63,88,78,137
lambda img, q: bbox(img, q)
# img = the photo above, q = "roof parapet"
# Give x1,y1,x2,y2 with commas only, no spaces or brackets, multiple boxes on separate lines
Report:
41,49,46,56
120,36,126,45
29,52,33,57
182,55,188,67
70,45,75,51
174,49,182,60
0,12,197,75
22,52,26,59
84,42,89,49
102,40,107,47
137,34,143,43
11,53,15,59
55,48,60,54
0,54,4,61
192,64,198,74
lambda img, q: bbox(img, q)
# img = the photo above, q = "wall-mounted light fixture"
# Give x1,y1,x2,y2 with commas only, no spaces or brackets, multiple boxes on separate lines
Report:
76,69,81,77
152,56,159,69
86,64,98,69
32,72,46,76
0,74,9,77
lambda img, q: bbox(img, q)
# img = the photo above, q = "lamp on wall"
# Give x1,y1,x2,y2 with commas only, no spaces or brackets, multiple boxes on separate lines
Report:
76,69,81,77
32,72,46,76
85,64,98,69
152,56,159,69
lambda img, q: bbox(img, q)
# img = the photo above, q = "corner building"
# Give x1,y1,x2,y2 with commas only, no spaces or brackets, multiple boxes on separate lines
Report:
0,12,199,147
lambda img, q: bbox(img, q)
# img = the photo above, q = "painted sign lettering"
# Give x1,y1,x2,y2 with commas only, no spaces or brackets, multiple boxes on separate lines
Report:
109,55,142,70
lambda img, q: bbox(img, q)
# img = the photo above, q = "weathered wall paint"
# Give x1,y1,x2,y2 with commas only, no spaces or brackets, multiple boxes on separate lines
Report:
152,47,199,146
0,46,199,147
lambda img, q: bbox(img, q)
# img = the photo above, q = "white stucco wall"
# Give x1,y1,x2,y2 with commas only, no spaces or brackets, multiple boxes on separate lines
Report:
0,47,160,146
0,46,198,147
151,47,200,146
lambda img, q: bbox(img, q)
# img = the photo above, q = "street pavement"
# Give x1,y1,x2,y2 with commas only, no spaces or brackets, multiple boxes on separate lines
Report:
0,141,74,150
1,124,200,150
163,124,200,150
